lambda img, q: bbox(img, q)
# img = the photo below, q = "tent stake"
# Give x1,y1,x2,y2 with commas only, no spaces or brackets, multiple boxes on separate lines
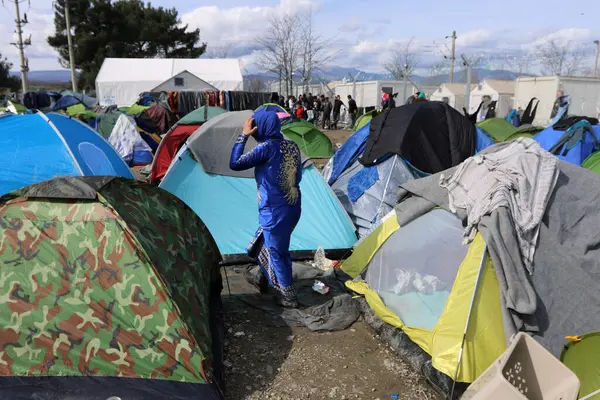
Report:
223,266,232,297
450,244,487,400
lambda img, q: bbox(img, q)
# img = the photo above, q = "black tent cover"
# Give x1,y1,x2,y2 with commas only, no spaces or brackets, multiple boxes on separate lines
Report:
360,101,476,174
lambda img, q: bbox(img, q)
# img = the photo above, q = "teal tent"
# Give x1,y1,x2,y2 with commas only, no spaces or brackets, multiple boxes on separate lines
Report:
159,111,357,263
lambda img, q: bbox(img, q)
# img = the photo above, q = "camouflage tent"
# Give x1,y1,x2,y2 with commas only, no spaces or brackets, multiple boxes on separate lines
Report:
0,176,224,399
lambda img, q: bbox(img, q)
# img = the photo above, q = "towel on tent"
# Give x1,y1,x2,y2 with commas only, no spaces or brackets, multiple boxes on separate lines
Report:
439,138,559,273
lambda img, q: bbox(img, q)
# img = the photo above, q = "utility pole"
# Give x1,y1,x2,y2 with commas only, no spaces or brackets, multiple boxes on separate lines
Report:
449,31,457,83
594,40,600,77
462,54,472,112
402,65,409,103
64,0,78,92
8,0,31,94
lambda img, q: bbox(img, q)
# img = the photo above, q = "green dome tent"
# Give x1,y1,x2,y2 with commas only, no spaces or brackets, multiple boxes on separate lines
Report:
477,118,518,142
582,151,600,175
354,110,378,131
561,332,600,400
0,176,224,399
97,109,123,139
122,103,149,116
65,103,98,121
281,121,334,158
178,106,227,125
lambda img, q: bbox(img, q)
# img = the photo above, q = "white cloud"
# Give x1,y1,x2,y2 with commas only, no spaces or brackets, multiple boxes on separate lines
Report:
338,16,361,33
181,0,318,53
0,0,598,78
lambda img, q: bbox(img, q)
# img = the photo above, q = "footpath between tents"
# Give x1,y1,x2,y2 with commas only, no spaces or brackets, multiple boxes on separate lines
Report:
221,267,440,400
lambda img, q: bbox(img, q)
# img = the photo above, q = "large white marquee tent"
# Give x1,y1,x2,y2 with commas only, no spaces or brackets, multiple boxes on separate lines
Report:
95,58,244,106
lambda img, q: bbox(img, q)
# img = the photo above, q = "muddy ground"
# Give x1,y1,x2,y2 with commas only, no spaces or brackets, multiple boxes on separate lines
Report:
222,267,440,400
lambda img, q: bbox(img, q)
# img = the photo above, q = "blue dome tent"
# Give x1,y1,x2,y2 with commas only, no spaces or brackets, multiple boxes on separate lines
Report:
535,120,600,166
323,121,372,185
52,95,84,111
0,113,134,196
160,111,357,263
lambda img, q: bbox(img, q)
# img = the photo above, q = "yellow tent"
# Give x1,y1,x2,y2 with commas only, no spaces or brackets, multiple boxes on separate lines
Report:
342,209,506,383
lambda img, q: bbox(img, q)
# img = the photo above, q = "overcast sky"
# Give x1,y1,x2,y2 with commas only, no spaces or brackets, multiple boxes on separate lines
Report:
0,0,597,72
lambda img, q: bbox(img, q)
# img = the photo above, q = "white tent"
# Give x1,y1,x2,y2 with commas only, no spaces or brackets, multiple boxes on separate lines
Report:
469,80,515,118
95,58,244,106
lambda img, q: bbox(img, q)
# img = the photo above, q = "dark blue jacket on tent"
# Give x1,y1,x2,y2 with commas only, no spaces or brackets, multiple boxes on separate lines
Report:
328,122,371,185
535,120,600,165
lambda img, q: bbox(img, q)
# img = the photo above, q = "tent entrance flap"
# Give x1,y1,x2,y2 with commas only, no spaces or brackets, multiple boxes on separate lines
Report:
364,209,467,331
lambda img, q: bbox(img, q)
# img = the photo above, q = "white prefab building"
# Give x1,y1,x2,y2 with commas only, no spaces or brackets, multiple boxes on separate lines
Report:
430,83,474,112
334,80,426,108
469,80,515,117
514,76,600,126
95,58,244,106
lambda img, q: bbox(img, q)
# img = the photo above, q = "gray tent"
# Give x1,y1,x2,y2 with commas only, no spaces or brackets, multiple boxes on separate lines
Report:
187,110,310,178
331,155,415,238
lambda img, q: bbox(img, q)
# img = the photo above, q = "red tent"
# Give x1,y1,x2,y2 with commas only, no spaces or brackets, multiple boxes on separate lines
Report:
150,106,228,183
149,124,197,183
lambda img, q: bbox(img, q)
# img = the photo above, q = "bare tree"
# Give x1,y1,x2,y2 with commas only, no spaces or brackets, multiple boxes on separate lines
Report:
245,77,266,92
537,40,585,76
505,52,535,75
205,44,233,59
255,13,301,97
383,38,419,79
297,9,336,93
428,60,449,77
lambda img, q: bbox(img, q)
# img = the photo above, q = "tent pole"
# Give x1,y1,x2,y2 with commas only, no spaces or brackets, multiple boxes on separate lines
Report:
450,244,487,399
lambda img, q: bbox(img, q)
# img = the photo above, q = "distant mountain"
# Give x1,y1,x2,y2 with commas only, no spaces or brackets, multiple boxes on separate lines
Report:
11,66,535,86
10,70,75,82
414,69,536,85
247,67,535,85
247,67,390,82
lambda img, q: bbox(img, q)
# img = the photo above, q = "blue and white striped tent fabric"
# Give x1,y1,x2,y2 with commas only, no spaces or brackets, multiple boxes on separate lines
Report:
0,112,134,196
160,111,357,261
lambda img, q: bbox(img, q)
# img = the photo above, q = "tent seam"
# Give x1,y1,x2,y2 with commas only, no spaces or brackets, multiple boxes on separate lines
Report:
53,112,135,179
37,112,85,176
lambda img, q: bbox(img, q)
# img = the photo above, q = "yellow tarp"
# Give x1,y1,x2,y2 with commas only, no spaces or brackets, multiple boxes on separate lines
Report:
342,213,506,383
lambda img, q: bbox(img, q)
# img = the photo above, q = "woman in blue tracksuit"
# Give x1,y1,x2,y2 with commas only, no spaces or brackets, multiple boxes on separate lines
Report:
229,110,302,307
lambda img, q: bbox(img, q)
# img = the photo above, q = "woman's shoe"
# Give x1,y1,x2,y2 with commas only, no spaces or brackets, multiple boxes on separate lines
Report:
278,297,299,308
244,266,269,294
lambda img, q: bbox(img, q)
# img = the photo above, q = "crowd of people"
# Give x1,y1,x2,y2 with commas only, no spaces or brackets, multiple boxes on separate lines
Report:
269,88,432,130
273,93,358,130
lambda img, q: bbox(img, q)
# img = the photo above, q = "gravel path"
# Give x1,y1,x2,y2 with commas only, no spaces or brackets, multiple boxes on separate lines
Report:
221,269,440,400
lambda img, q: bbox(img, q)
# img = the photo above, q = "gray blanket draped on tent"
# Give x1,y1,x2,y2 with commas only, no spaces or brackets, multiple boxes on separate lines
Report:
395,144,600,357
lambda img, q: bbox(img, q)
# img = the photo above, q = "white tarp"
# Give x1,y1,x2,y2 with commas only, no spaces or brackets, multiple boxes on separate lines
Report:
108,114,153,163
96,58,244,106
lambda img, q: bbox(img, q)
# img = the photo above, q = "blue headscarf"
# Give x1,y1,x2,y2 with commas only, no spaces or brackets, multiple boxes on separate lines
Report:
253,110,283,142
